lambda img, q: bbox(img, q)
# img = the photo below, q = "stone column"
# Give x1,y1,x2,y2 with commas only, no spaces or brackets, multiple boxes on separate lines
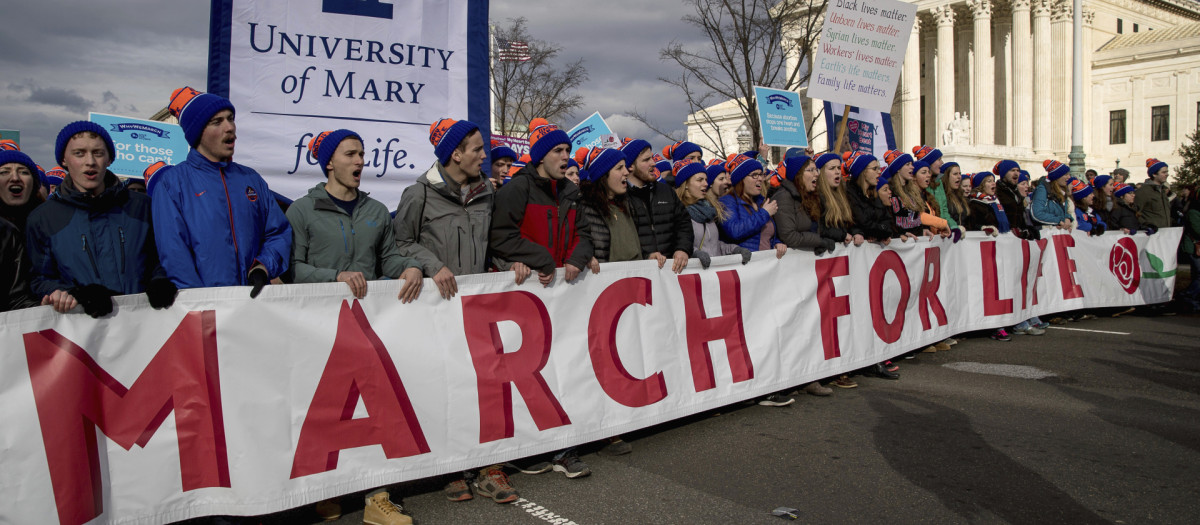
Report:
935,5,957,148
1012,0,1033,149
1130,75,1144,158
936,6,955,147
1032,0,1052,155
903,17,922,148
1081,9,1095,155
1051,0,1072,155
995,15,1012,145
969,0,994,145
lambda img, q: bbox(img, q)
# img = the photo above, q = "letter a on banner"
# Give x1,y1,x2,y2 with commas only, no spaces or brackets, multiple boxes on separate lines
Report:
291,301,430,478
461,291,571,443
23,311,228,525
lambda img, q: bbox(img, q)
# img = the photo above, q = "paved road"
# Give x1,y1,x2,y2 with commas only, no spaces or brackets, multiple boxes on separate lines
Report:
231,301,1200,525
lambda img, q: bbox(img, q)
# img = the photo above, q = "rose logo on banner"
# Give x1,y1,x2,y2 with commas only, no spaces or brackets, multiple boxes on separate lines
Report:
1109,237,1140,294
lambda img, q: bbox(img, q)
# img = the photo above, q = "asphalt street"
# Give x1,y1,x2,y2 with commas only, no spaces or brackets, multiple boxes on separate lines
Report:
208,295,1200,525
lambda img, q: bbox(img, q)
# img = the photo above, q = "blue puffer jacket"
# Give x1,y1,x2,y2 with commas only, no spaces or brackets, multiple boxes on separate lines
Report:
151,149,291,288
25,172,165,296
1029,182,1073,226
717,193,779,251
1074,206,1107,232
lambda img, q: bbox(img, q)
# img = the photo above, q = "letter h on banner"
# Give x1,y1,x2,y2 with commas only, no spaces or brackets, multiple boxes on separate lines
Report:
676,271,753,392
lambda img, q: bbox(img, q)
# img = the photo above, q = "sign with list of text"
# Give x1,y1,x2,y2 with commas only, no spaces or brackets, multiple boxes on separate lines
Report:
807,0,917,112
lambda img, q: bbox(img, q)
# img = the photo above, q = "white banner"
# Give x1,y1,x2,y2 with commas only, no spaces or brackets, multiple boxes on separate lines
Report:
808,0,917,111
209,0,491,206
0,230,1181,524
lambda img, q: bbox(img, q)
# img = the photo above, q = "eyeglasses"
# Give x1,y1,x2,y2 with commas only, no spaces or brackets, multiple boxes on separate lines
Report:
749,172,766,179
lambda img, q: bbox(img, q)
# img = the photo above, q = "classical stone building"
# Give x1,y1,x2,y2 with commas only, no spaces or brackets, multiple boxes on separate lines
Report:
689,0,1200,182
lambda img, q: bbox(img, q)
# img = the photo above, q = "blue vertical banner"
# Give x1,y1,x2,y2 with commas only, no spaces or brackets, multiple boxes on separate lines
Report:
753,86,808,149
208,0,490,204
88,113,189,178
823,102,896,158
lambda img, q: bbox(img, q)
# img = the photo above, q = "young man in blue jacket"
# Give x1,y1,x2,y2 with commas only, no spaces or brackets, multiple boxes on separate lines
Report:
25,122,176,316
151,87,291,297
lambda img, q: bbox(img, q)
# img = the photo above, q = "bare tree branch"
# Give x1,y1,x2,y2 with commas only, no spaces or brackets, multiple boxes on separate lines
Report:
490,18,588,137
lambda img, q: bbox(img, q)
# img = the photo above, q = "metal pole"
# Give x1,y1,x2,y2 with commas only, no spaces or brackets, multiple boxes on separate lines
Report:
1068,0,1085,176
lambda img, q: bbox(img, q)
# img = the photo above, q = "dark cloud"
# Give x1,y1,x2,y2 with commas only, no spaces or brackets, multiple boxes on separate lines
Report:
28,86,93,113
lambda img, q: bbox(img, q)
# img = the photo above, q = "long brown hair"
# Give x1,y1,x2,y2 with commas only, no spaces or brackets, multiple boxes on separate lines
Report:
817,175,854,228
890,173,921,211
944,167,970,218
1093,186,1110,211
1047,179,1068,203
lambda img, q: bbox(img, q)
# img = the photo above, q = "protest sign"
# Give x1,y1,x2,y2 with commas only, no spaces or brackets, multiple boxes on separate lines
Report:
807,0,917,112
0,130,18,145
491,133,531,158
0,229,1182,524
754,86,809,148
567,112,617,151
88,113,189,178
823,102,897,159
207,0,490,205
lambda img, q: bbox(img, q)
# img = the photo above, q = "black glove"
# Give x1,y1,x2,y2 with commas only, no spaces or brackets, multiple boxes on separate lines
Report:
1145,226,1157,236
69,284,116,318
695,250,712,269
248,267,270,299
736,247,753,265
1091,223,1106,237
146,278,177,309
814,239,836,256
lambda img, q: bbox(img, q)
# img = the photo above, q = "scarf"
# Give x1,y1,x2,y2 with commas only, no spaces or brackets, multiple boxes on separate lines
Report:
687,199,718,224
971,192,1010,232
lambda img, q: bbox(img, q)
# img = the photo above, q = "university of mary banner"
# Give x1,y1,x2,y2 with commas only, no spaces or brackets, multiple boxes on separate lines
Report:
0,230,1181,524
207,0,490,205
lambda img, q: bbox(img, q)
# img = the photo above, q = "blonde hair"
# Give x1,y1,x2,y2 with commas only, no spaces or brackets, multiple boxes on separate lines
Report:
677,184,728,221
817,175,854,228
890,173,922,211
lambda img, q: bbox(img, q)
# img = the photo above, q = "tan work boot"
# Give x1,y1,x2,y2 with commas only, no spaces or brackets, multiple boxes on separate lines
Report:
363,491,412,525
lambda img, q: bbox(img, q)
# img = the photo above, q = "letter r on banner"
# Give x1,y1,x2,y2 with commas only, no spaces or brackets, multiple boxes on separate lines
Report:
23,311,229,525
677,271,753,392
919,247,948,330
587,278,668,407
291,301,430,478
461,291,570,443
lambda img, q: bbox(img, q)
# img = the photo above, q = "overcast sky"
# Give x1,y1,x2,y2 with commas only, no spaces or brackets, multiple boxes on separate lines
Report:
0,0,704,169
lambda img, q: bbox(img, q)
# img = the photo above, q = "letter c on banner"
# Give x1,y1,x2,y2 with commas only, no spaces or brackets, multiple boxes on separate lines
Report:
869,250,910,344
587,277,668,408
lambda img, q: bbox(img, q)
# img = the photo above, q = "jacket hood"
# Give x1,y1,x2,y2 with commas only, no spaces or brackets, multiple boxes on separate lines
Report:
52,170,127,211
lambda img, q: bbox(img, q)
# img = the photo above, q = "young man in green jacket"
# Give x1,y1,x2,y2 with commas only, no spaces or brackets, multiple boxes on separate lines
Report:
286,129,423,302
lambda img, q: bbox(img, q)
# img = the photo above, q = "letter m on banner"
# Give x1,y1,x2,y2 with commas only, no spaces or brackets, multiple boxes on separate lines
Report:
23,311,229,525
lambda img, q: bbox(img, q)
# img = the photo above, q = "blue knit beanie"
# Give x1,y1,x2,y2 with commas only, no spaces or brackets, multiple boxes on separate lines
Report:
55,121,116,165
1091,174,1111,189
579,147,626,184
429,119,479,166
992,159,1021,178
655,160,673,176
845,153,877,180
1043,159,1070,181
309,129,363,175
168,86,235,147
814,153,840,171
941,161,959,176
1018,170,1030,184
705,164,725,186
0,150,40,181
528,118,571,167
673,161,707,188
619,138,652,167
911,145,942,167
876,169,894,191
664,141,702,162
725,155,763,186
880,152,913,180
491,145,517,163
972,171,993,189
780,155,812,181
1146,158,1168,178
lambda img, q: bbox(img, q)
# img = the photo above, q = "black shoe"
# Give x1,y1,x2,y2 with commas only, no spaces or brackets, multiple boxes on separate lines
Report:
864,364,900,380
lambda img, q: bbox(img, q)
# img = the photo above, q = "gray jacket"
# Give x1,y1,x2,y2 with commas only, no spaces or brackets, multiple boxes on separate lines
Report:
393,162,494,276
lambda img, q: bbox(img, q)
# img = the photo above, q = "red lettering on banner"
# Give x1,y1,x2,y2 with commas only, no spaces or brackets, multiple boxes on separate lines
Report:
677,270,753,392
587,277,668,407
981,241,1014,316
1052,235,1085,300
1020,241,1032,308
1032,238,1049,305
918,246,947,330
461,291,570,443
22,311,228,525
290,301,430,478
815,256,851,359
869,250,910,343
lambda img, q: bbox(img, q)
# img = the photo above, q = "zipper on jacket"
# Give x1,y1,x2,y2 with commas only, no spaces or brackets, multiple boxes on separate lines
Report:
545,209,555,260
118,227,127,275
339,219,349,254
81,235,100,278
218,168,241,266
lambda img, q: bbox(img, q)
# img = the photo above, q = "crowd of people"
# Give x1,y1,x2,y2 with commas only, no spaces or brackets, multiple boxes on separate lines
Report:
2,86,1199,524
